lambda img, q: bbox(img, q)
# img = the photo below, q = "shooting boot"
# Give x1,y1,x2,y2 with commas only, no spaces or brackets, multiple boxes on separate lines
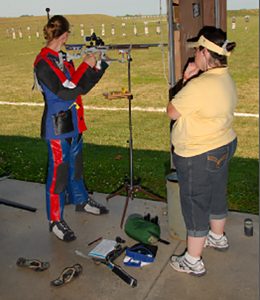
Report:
75,197,109,215
49,220,76,242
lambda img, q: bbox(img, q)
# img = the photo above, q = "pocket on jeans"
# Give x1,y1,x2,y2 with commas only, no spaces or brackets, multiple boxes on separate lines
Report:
206,146,229,172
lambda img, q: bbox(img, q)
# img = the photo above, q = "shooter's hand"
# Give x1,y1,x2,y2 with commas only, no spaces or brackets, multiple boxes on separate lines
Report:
83,53,97,68
183,62,200,82
95,51,111,69
103,54,112,64
97,51,111,63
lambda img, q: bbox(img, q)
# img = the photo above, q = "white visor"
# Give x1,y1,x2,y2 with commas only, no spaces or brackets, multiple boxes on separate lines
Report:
187,35,231,57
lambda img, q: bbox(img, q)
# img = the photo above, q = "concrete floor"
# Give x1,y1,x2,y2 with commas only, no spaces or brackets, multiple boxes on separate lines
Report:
0,179,259,300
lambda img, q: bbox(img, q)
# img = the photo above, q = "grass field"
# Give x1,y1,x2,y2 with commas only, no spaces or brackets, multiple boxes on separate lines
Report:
0,10,258,214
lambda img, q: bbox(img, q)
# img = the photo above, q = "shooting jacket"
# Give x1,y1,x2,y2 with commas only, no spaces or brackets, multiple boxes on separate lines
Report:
34,47,108,140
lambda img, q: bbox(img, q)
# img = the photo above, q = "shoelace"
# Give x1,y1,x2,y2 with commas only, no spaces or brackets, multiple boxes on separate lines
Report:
178,256,198,268
59,220,73,232
88,198,104,209
178,257,190,267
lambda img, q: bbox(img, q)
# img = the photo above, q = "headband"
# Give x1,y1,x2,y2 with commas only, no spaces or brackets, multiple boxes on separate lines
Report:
187,35,231,57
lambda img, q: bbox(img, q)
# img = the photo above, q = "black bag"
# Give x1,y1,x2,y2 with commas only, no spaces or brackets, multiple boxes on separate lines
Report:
52,109,74,136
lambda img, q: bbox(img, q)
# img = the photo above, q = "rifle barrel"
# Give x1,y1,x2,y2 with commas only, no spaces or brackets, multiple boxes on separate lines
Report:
105,43,168,50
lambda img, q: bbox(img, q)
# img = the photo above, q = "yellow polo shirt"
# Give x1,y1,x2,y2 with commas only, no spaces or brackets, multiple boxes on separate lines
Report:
171,67,237,157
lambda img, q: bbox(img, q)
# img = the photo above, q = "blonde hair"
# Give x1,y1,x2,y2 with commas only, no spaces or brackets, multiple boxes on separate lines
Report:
43,15,70,41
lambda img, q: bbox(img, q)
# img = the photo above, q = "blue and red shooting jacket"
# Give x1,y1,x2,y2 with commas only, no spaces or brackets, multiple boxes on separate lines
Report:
34,47,108,140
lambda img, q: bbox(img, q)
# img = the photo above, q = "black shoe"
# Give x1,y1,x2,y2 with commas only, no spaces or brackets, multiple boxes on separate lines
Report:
75,198,109,215
49,220,76,242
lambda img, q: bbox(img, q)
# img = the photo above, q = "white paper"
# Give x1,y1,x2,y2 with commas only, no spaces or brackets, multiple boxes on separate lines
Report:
88,239,117,259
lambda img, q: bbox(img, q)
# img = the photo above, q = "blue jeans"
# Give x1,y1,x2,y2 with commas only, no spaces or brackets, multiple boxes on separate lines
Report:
172,138,237,237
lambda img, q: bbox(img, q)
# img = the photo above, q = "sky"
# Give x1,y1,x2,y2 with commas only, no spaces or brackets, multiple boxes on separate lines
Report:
0,0,258,18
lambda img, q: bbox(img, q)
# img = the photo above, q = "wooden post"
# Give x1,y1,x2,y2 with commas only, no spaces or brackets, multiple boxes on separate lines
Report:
167,0,227,81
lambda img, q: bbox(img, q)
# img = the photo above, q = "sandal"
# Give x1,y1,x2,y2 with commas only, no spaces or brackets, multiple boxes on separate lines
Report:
16,257,50,272
51,264,83,287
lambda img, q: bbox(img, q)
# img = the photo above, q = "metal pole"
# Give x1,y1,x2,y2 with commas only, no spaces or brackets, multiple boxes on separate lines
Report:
167,0,176,89
127,50,134,192
214,0,220,28
166,0,178,174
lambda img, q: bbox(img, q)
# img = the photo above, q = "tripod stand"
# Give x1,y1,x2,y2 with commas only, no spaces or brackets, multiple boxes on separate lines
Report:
106,49,166,228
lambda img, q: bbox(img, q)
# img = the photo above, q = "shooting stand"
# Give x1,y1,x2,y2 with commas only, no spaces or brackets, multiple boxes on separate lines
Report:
62,29,168,227
105,49,165,228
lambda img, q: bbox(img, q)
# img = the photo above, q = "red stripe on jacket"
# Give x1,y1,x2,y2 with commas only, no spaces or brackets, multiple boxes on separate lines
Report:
34,47,67,84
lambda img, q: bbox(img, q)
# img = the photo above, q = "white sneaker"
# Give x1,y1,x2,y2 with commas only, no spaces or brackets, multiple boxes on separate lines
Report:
170,252,206,276
204,231,229,251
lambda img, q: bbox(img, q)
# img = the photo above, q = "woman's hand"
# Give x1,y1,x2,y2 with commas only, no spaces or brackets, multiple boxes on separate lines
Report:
83,53,96,68
183,62,200,82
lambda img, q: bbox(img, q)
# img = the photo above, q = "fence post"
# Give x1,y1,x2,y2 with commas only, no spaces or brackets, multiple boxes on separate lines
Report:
156,21,161,35
18,27,23,39
122,22,126,37
231,16,236,30
90,24,94,35
80,24,84,37
27,26,31,41
111,24,115,36
12,28,16,40
36,27,40,39
101,23,105,36
244,15,250,31
144,21,149,35
133,23,137,35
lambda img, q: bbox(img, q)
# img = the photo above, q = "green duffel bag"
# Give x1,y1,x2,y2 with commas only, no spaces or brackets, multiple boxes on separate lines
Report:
124,214,161,245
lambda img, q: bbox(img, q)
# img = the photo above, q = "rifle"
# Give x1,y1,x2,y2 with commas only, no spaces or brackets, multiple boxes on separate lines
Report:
64,32,167,62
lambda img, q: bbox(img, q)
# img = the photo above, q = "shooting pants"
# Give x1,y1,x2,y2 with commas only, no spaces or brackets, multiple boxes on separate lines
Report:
46,134,88,221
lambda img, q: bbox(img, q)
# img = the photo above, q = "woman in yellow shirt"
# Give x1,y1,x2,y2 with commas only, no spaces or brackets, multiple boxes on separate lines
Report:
167,26,237,276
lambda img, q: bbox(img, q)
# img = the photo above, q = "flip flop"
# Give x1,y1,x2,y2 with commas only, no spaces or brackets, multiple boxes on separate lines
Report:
50,264,83,287
16,257,50,272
